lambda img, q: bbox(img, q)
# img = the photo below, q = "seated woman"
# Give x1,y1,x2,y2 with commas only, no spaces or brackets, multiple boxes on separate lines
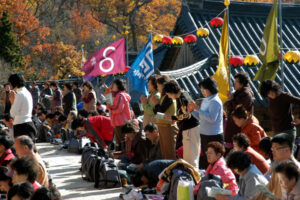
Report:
7,182,34,200
0,166,13,198
274,161,300,200
11,157,41,190
205,142,238,196
216,151,268,200
232,105,266,154
31,186,62,200
259,137,273,162
131,160,175,188
233,133,270,174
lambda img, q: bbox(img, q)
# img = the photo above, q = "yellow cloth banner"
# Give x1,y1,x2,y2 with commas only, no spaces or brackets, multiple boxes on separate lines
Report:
212,9,229,103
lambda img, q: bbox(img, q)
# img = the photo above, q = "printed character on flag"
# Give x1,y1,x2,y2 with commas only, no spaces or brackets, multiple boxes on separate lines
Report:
127,33,154,95
82,38,126,79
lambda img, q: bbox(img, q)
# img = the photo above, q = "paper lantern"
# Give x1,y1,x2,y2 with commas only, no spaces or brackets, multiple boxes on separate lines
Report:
197,28,209,38
184,34,197,46
210,17,224,28
230,56,244,67
244,55,260,67
283,50,300,64
172,36,184,47
162,36,173,46
154,34,164,44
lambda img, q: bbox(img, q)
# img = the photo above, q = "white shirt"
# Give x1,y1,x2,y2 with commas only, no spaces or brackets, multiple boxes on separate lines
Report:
10,87,33,125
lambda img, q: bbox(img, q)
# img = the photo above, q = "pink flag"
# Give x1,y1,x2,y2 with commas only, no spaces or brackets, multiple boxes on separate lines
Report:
83,38,126,77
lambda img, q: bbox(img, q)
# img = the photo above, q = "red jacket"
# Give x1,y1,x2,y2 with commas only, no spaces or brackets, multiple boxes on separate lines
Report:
83,116,114,145
0,149,15,167
244,147,269,174
241,116,267,154
205,157,239,196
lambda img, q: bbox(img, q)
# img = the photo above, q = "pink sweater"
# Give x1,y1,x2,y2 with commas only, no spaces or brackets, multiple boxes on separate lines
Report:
205,157,239,196
109,91,131,127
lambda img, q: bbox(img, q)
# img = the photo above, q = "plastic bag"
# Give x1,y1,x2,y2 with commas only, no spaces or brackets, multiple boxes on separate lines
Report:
177,179,194,200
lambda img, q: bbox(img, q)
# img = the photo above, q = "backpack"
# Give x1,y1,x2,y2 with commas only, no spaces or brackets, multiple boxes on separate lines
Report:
60,128,73,143
94,157,121,189
37,124,52,142
68,137,90,154
166,169,195,200
196,174,223,200
81,143,99,161
81,143,109,182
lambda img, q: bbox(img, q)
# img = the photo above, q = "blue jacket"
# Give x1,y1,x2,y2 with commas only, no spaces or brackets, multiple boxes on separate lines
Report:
192,94,223,135
229,164,268,200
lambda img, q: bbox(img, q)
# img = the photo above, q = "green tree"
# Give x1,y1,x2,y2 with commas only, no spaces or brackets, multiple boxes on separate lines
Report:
0,11,24,68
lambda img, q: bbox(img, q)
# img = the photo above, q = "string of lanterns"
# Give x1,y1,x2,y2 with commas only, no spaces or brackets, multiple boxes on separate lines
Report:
228,50,300,68
153,7,226,47
152,10,300,67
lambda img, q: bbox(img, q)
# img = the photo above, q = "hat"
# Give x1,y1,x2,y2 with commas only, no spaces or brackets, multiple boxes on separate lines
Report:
0,166,12,181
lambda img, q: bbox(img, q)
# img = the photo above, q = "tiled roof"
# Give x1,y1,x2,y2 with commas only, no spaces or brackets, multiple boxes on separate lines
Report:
158,0,300,106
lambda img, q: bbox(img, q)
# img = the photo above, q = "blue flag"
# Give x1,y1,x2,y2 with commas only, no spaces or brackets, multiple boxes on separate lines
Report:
127,33,154,95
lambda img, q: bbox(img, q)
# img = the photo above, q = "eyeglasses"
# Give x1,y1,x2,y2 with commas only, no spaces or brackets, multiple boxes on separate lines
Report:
271,146,289,151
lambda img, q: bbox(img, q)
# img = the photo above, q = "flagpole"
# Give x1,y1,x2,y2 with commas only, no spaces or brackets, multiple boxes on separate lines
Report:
227,7,232,91
126,34,130,93
279,0,284,91
225,0,232,91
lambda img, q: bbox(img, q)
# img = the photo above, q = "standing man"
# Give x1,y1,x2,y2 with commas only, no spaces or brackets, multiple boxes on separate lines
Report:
260,80,300,142
96,80,108,104
41,82,52,112
1,83,12,114
72,82,82,106
8,73,37,139
62,83,77,116
29,81,40,107
50,82,62,113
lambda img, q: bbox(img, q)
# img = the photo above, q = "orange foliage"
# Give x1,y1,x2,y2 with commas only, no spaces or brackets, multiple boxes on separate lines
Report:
0,0,50,46
31,42,84,79
84,0,181,50
71,7,106,43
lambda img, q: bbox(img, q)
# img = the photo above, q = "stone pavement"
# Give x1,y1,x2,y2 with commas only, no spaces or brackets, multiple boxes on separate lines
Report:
37,143,123,200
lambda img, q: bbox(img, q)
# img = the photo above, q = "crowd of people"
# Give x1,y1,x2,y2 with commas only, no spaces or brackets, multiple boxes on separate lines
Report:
0,72,299,200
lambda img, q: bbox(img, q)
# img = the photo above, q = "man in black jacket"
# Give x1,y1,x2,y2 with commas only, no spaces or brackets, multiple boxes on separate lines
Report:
62,83,77,116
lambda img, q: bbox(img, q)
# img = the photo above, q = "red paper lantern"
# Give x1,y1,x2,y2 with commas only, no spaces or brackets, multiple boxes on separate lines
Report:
162,36,172,46
124,66,130,73
230,56,244,67
210,17,224,28
184,34,197,46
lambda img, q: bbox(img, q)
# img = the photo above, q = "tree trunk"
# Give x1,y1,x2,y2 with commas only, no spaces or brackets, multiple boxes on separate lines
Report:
129,17,138,52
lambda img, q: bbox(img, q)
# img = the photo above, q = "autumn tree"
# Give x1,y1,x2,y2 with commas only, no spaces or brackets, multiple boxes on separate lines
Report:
31,42,84,79
0,11,24,68
83,0,181,51
0,0,50,47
